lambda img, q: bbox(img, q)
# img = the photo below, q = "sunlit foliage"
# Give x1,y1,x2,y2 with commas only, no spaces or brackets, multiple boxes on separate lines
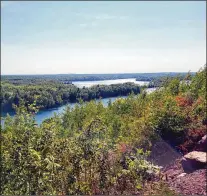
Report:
1,66,205,195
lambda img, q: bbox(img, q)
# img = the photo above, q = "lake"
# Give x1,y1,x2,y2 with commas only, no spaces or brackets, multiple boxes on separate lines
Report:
1,96,127,126
34,96,128,124
1,79,155,127
145,87,157,94
72,78,149,88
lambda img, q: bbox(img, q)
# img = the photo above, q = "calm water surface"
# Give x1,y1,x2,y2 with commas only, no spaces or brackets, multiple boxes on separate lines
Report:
1,96,127,126
1,79,155,127
72,78,149,88
34,96,127,124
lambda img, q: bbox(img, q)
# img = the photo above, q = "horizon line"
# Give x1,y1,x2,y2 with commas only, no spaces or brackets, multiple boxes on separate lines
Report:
1,71,195,76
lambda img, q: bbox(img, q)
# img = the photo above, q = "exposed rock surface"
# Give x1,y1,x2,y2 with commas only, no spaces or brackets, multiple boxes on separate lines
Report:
148,139,182,167
167,169,206,195
162,158,184,179
181,151,206,173
195,134,207,152
176,173,187,178
149,137,207,195
162,159,206,195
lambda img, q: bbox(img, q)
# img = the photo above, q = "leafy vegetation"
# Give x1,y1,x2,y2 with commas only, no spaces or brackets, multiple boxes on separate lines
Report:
1,82,141,113
2,72,190,84
1,66,206,195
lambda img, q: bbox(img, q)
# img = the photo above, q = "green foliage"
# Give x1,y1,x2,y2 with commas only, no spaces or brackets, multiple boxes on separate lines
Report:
2,72,189,84
190,65,206,98
1,66,206,195
1,97,159,194
1,81,141,113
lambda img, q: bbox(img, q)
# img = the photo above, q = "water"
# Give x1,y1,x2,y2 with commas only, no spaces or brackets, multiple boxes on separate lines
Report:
34,96,127,124
1,78,155,127
72,78,149,88
145,87,157,94
1,96,127,126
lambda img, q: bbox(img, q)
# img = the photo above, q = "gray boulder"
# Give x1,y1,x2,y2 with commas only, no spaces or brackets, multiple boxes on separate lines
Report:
181,151,206,173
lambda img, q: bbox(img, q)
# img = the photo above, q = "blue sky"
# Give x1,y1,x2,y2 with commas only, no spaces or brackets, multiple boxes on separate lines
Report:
1,1,206,74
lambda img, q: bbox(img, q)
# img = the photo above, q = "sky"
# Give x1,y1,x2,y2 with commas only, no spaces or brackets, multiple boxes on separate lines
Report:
1,1,206,75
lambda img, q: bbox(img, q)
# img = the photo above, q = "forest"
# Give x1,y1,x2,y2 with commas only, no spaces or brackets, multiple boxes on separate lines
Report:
2,72,190,84
1,66,206,195
1,82,141,113
1,72,192,113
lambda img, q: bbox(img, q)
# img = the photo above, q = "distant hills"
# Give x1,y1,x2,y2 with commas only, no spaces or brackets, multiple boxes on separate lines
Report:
2,72,195,82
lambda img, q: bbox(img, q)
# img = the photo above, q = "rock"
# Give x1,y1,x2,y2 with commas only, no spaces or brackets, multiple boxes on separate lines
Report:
148,139,182,167
195,135,207,152
164,169,181,180
167,169,207,195
184,151,206,162
177,173,187,178
181,151,206,173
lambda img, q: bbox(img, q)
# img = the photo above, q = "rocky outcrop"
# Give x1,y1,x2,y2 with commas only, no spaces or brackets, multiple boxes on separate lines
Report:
162,158,206,195
195,134,207,152
148,139,182,167
155,135,207,195
167,169,206,195
181,151,206,173
176,173,187,178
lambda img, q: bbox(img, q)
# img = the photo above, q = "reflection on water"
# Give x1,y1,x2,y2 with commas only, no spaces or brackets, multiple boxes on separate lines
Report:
145,87,157,94
1,96,127,126
1,79,157,127
72,78,149,88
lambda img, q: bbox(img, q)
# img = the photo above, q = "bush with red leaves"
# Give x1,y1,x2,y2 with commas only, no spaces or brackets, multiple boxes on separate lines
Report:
177,129,206,155
175,95,193,107
118,143,132,153
188,129,206,142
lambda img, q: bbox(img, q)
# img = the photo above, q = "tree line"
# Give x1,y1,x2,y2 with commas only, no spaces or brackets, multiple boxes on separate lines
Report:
1,81,141,113
2,72,190,85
